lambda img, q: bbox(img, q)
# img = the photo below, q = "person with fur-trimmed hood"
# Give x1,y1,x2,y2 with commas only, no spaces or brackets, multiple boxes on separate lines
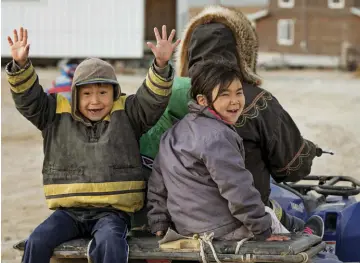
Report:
140,5,319,232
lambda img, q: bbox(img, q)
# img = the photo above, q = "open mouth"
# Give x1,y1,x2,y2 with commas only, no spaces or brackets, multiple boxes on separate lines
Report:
88,109,103,114
227,109,239,114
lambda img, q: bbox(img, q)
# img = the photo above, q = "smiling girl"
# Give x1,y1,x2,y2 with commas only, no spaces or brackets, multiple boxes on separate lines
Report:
147,60,291,241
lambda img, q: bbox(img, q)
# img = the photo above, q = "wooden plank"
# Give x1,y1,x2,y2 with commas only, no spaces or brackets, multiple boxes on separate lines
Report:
25,242,328,263
14,233,323,261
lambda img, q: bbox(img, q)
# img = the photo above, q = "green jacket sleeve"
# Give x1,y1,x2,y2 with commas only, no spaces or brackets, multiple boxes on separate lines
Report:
6,60,57,131
124,62,174,139
139,77,191,160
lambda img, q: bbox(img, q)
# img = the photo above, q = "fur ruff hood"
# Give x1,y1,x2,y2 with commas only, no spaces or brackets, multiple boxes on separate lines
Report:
175,5,262,85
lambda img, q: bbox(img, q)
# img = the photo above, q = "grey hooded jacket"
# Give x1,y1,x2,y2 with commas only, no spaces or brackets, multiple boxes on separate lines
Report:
147,101,272,240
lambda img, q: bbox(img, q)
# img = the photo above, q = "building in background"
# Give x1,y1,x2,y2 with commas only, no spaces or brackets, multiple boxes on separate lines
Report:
1,0,145,60
1,0,188,65
252,0,360,70
170,0,360,70
0,0,265,59
4,0,358,70
145,0,267,47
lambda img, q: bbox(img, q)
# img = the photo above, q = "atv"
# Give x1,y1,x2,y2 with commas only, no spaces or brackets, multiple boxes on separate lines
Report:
270,174,360,262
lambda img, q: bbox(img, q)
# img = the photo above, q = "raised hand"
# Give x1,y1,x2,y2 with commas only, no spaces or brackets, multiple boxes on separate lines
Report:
147,25,181,68
7,27,30,68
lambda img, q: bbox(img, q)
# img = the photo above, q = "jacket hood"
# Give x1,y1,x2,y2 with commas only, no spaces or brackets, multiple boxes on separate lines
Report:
71,57,121,124
175,5,262,85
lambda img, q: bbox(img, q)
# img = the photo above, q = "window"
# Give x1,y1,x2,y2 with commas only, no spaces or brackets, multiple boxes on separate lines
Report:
278,0,295,8
328,0,345,9
277,19,295,46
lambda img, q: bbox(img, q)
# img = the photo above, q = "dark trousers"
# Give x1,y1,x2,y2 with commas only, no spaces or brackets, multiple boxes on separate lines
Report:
22,210,129,263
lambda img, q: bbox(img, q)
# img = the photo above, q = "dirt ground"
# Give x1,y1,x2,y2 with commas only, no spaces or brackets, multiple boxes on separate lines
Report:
2,68,360,262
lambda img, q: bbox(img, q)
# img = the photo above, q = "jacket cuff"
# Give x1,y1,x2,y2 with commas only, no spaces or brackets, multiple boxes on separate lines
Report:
252,228,272,241
305,139,317,158
150,221,170,234
6,59,31,74
145,62,174,97
153,59,170,78
6,59,37,94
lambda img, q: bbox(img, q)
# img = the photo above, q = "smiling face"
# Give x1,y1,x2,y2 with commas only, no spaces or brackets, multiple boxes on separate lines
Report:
211,79,245,124
197,78,245,124
78,83,114,122
190,60,245,124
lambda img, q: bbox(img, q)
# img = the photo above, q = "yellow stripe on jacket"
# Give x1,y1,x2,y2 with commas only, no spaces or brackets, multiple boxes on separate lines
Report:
145,66,173,96
46,193,144,213
56,94,71,113
7,64,37,93
103,96,127,121
44,181,145,213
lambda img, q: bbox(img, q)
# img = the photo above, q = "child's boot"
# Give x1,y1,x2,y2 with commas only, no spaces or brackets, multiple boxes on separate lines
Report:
303,215,324,238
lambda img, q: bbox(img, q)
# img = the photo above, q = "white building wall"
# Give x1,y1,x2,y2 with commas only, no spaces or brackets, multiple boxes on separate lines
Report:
1,0,144,58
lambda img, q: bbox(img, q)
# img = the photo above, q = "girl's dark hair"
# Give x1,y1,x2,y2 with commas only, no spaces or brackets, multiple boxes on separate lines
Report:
189,59,242,105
